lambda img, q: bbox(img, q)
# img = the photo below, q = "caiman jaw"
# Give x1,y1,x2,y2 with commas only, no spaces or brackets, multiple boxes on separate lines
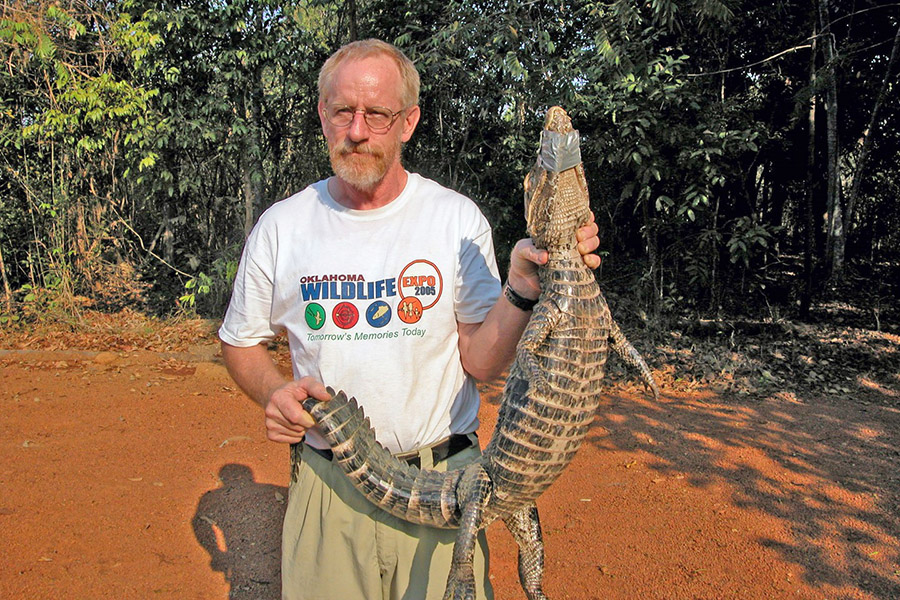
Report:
524,106,591,253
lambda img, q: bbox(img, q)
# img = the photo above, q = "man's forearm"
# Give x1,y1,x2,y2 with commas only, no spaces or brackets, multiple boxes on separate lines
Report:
457,294,531,382
457,243,544,382
220,341,288,407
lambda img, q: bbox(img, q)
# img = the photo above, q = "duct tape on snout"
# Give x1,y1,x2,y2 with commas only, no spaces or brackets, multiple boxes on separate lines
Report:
538,130,582,172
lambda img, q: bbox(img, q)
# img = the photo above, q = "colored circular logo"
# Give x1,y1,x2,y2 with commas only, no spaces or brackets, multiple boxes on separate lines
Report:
397,297,423,324
398,259,443,310
366,301,392,328
305,303,326,330
332,302,359,329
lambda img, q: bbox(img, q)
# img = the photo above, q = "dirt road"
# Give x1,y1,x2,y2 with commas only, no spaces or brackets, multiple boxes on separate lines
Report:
1,345,898,599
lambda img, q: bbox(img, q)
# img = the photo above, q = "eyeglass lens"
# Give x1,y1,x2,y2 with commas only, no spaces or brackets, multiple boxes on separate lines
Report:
327,105,398,131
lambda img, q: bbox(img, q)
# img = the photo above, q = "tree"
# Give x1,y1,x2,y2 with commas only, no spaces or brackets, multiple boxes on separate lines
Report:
2,0,898,320
122,0,334,311
0,1,161,312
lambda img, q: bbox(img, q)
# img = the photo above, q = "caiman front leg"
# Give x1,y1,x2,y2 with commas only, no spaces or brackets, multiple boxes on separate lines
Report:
516,302,561,391
444,464,492,600
503,504,549,600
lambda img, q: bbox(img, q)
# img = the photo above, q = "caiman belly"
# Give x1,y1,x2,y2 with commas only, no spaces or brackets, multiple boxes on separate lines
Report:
483,315,609,518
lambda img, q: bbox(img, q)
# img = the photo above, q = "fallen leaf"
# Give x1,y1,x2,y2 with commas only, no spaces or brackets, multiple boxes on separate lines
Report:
219,436,252,447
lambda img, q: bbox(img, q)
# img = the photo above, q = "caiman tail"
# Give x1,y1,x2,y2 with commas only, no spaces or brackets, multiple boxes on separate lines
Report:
302,389,463,528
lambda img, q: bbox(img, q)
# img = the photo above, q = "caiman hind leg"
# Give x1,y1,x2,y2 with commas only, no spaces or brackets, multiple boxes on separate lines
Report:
503,504,549,600
608,319,659,399
443,464,492,600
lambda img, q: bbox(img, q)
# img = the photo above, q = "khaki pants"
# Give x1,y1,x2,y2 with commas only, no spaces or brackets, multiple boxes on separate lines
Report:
282,440,493,600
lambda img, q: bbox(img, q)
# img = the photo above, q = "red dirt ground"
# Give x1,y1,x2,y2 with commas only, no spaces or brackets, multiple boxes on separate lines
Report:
1,326,899,599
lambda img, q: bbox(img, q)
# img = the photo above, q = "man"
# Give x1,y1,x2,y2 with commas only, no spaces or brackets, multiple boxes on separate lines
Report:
219,39,600,600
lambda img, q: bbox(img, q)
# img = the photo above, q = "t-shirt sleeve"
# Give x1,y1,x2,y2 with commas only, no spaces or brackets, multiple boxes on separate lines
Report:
218,221,282,347
454,217,502,324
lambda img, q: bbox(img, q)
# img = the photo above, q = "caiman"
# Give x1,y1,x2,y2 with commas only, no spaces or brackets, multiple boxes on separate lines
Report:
301,106,660,600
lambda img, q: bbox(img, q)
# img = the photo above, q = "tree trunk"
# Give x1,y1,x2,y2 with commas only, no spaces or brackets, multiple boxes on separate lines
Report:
800,19,817,319
241,91,265,239
641,199,660,317
844,20,900,242
163,203,175,264
818,0,844,281
0,243,12,315
709,194,721,313
347,0,358,42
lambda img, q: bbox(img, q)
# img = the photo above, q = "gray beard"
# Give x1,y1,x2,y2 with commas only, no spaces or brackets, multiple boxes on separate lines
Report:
329,140,399,192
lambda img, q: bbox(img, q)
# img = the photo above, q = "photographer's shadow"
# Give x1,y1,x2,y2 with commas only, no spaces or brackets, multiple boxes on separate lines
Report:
193,464,287,599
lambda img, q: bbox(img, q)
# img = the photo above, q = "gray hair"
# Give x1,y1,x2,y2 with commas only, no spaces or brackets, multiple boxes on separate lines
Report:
318,39,420,108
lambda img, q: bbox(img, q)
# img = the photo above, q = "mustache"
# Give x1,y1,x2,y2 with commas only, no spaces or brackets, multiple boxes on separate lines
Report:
333,140,384,158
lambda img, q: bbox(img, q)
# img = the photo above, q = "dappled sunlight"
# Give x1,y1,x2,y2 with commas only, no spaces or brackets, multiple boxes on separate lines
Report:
858,376,899,397
682,431,721,450
850,425,885,442
590,385,900,599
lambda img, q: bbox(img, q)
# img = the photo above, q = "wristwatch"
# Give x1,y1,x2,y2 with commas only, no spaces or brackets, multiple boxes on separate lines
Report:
504,283,538,311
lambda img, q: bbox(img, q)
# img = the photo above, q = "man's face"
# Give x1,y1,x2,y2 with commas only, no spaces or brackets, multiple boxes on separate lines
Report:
318,56,420,192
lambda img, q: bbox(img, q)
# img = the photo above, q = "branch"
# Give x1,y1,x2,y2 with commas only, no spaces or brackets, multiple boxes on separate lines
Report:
825,3,900,31
107,204,193,279
688,41,815,77
688,3,900,78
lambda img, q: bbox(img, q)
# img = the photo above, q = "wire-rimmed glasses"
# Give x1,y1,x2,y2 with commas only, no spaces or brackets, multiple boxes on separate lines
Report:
323,104,407,133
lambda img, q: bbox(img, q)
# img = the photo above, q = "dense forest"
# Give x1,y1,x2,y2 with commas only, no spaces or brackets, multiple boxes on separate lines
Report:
1,0,898,324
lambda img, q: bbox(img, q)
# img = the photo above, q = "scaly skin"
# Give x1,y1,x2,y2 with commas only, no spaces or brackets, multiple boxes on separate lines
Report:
301,106,659,600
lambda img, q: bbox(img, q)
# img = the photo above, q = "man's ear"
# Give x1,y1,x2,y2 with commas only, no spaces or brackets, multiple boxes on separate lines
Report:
317,101,329,132
400,105,421,143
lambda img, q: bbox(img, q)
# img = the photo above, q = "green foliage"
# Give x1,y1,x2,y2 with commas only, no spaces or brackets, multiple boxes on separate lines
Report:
178,255,239,315
1,0,898,321
727,216,775,268
1,2,163,311
117,0,332,308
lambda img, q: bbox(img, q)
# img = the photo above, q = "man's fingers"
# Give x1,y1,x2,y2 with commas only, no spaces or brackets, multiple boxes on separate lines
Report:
513,239,548,267
575,220,599,242
297,376,332,402
577,236,600,256
575,216,601,268
264,404,308,432
268,389,316,429
265,425,306,444
581,253,602,269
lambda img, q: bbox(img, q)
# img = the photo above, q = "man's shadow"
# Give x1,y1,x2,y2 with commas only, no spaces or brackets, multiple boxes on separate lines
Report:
192,464,287,599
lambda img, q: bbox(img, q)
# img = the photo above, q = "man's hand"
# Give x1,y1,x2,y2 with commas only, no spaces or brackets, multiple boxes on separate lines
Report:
507,215,601,298
221,342,334,445
264,376,331,444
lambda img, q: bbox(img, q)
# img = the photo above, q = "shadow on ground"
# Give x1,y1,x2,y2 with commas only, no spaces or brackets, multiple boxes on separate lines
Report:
588,379,900,599
192,464,288,600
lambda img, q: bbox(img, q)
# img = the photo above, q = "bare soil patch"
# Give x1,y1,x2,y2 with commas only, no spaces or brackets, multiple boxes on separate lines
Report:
1,312,898,599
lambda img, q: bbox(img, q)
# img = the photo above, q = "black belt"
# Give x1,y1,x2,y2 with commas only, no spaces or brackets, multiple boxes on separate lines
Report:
305,433,474,469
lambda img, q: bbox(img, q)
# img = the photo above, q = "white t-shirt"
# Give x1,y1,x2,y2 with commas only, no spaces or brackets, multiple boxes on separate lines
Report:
219,173,502,453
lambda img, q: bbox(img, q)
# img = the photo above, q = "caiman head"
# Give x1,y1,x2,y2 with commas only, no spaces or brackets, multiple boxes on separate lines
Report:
524,106,593,255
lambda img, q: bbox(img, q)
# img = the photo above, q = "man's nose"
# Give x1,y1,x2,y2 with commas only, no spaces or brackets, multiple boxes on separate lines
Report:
347,111,370,141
